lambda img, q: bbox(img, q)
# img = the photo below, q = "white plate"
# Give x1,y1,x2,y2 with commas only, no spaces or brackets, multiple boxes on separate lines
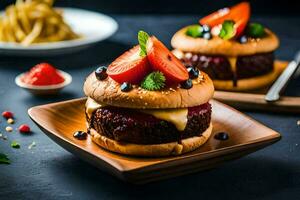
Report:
0,8,118,56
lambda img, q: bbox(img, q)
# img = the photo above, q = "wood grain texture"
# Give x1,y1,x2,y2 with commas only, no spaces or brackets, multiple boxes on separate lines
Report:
214,60,300,113
214,91,300,113
28,98,281,184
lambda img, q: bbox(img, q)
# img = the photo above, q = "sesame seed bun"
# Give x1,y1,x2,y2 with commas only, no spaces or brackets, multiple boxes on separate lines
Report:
89,123,212,157
171,26,279,56
83,71,214,109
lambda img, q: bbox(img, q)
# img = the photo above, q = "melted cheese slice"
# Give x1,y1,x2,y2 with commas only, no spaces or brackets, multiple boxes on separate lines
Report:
85,97,105,118
85,97,188,131
139,108,188,131
228,57,237,74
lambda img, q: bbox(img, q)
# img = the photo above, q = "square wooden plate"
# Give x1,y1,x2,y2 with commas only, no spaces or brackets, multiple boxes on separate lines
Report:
28,98,281,184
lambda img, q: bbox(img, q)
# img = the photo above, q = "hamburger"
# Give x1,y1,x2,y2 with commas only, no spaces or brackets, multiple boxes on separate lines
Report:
171,2,280,91
83,31,214,157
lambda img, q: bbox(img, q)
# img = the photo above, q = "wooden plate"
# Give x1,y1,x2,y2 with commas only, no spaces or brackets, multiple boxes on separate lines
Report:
28,98,281,184
214,60,300,113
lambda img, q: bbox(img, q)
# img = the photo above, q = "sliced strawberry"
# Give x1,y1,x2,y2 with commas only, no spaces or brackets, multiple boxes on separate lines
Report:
146,37,188,84
199,2,250,37
199,7,230,28
107,45,151,84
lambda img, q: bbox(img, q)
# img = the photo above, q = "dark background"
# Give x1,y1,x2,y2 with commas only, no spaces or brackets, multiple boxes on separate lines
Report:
0,1,300,200
1,0,300,15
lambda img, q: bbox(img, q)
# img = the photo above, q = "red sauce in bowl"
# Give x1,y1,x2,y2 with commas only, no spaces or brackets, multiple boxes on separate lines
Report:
21,63,65,86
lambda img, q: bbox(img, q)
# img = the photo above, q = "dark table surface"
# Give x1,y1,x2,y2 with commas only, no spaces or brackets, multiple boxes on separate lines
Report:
0,15,300,200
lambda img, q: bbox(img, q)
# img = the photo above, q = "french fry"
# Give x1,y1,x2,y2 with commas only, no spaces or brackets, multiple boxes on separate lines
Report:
0,0,79,46
3,18,16,42
17,9,32,34
21,19,43,45
0,18,5,41
8,6,26,42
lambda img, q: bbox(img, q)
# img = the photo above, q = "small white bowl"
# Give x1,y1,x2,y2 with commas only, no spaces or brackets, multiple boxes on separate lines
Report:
15,70,72,96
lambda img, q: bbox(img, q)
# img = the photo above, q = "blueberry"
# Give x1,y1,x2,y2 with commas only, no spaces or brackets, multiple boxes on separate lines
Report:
214,132,229,141
96,65,107,72
180,79,193,89
187,67,199,79
120,82,132,92
239,35,248,44
95,66,108,80
73,131,87,140
202,24,211,33
203,32,212,40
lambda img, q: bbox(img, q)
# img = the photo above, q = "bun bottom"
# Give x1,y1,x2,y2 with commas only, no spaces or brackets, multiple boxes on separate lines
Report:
90,123,212,157
213,60,286,91
213,70,277,91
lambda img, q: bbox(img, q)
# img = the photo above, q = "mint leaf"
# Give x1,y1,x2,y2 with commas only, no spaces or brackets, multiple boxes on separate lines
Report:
11,141,20,149
0,153,10,164
219,20,235,40
186,25,203,38
138,30,149,57
141,71,166,91
247,23,266,38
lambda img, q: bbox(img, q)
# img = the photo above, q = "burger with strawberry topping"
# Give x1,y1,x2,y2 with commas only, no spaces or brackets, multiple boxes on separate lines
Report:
171,2,280,91
83,31,214,157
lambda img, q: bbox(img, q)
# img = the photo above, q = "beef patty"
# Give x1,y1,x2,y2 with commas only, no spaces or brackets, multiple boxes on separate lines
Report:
181,52,274,80
88,103,211,145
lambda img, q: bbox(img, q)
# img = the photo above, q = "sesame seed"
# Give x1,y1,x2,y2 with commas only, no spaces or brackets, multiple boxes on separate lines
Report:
5,126,13,132
7,118,14,124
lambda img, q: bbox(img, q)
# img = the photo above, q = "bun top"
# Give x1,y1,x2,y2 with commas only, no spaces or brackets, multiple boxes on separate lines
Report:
83,71,214,109
171,26,279,56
